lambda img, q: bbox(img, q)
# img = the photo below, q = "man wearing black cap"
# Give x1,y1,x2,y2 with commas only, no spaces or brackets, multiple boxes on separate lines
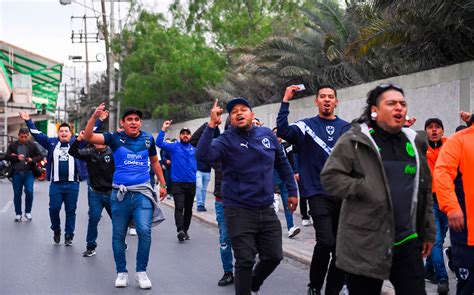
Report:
156,120,197,242
196,98,298,295
423,118,450,293
83,104,167,289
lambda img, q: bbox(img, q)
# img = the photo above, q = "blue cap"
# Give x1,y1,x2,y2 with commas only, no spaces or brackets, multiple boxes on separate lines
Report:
226,98,252,113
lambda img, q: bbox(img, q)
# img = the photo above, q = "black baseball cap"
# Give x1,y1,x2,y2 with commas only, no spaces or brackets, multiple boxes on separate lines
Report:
226,98,252,113
122,108,143,120
180,127,191,134
424,118,444,130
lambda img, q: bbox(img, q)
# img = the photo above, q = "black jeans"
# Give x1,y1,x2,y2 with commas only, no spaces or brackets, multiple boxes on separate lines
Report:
225,206,283,295
308,196,344,294
347,238,426,295
173,182,196,232
300,197,310,220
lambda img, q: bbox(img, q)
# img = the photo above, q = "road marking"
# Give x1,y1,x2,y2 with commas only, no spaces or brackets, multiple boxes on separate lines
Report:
0,201,13,213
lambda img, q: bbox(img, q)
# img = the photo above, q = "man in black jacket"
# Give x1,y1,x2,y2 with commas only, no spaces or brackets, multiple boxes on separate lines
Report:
6,128,42,222
69,130,114,257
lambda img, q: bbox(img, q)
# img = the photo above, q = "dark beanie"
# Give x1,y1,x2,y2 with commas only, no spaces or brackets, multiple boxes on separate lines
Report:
424,118,444,130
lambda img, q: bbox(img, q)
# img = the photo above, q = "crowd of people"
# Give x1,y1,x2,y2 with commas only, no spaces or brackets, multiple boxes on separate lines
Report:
5,82,474,295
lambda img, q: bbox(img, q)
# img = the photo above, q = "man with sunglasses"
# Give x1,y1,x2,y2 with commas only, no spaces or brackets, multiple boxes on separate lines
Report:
276,85,350,295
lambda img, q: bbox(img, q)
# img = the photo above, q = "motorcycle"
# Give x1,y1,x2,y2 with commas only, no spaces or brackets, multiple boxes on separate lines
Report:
36,159,47,181
0,152,12,181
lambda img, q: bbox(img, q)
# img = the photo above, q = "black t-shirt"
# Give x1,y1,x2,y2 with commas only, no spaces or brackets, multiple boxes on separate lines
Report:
370,123,417,244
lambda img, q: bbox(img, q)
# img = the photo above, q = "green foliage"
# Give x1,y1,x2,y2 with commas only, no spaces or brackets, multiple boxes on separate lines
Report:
117,11,226,119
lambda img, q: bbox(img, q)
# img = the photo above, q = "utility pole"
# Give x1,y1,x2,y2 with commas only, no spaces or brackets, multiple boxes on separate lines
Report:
64,83,68,121
100,0,116,131
83,15,90,97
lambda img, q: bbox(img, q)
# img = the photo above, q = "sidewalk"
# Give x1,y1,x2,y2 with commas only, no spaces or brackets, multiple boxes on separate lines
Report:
161,192,456,294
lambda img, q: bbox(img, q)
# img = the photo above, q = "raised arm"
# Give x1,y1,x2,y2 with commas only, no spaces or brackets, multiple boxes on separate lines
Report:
19,112,50,149
83,104,106,145
68,131,94,161
276,86,304,144
196,99,225,164
155,120,176,152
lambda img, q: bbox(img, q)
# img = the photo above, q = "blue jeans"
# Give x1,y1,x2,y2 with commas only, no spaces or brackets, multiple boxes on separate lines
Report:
274,171,294,230
425,198,449,282
111,190,153,273
195,170,211,207
215,200,233,273
49,181,79,237
12,171,34,215
86,186,112,249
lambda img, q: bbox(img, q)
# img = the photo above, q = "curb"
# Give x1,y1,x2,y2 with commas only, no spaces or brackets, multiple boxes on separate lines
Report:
160,200,311,266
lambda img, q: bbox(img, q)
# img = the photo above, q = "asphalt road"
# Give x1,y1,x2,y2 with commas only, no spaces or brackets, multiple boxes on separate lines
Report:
0,180,309,295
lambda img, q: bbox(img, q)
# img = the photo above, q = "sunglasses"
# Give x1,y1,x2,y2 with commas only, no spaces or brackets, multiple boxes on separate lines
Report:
377,83,403,92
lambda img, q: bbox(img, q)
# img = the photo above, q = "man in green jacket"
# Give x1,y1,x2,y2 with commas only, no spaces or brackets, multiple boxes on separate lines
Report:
320,83,435,295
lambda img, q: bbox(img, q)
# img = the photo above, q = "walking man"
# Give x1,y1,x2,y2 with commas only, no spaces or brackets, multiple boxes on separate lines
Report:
6,128,42,222
83,104,167,289
20,112,88,246
276,85,350,294
423,118,450,294
68,129,114,257
320,83,435,294
196,98,298,295
156,122,197,242
435,119,474,295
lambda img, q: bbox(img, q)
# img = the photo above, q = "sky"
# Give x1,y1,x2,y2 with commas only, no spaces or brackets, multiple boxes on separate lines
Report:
0,0,173,84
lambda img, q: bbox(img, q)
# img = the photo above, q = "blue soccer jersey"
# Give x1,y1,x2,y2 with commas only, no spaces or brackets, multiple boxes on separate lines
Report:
104,131,157,186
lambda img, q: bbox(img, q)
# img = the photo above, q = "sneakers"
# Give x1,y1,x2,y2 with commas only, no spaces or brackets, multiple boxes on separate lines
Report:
135,272,152,289
65,236,73,246
53,229,61,244
196,205,207,212
166,194,172,200
115,272,129,288
302,219,312,226
251,291,260,295
177,230,186,242
14,215,22,222
437,281,449,294
128,228,137,236
184,232,190,240
307,287,321,295
288,226,301,238
218,272,234,286
25,213,32,221
83,248,96,257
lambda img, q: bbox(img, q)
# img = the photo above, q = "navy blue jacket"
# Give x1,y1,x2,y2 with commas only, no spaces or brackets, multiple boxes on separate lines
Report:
196,125,297,209
156,131,197,183
277,102,350,198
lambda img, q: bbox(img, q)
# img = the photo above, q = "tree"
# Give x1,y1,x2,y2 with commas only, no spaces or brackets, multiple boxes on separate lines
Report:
115,11,226,120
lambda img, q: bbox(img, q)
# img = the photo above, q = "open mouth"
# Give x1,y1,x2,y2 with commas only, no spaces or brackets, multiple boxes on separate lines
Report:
393,114,403,121
237,116,245,122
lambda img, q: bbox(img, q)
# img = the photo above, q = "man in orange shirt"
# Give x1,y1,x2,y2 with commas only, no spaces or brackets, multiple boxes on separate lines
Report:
423,118,449,294
435,118,474,295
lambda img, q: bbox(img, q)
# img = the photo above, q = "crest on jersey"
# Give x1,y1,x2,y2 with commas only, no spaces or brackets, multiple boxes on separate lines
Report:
145,138,150,148
459,268,469,280
262,138,271,148
104,155,111,163
326,126,335,135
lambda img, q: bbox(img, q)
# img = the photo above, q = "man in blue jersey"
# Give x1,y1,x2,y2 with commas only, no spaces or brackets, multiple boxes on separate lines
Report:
83,104,166,289
197,98,298,295
276,85,350,295
156,122,197,242
19,111,94,246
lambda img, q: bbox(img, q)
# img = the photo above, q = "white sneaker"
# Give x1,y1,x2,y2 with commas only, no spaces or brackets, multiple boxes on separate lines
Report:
288,226,301,238
115,272,129,288
14,215,22,222
128,228,137,236
25,213,32,221
135,271,152,289
251,291,260,295
302,219,312,226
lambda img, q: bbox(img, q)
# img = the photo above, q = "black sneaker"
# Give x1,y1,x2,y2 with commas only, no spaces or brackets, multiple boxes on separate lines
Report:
425,269,437,284
437,281,449,294
177,230,186,242
65,236,73,246
218,272,234,286
83,248,96,257
184,232,190,240
53,229,61,244
307,287,321,295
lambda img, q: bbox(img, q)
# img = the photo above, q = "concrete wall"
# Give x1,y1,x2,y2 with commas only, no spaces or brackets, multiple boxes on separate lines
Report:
160,60,474,139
